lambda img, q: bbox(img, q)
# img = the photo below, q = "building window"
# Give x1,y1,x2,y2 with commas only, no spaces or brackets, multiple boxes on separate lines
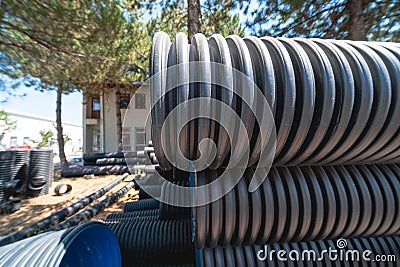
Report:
135,94,145,109
10,136,17,147
120,93,131,109
135,127,146,151
122,127,131,152
91,97,100,119
93,98,101,110
23,137,30,145
92,129,101,152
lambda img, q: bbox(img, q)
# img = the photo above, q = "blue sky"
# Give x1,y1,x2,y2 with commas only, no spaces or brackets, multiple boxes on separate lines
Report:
0,85,83,125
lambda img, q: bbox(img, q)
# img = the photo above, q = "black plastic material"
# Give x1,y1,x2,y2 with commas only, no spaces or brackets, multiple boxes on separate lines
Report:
54,183,72,196
123,199,160,212
159,180,191,220
138,185,162,199
106,219,195,266
193,164,400,249
150,33,400,169
61,165,129,177
106,209,160,220
26,150,53,197
198,235,400,266
0,151,15,203
51,178,136,230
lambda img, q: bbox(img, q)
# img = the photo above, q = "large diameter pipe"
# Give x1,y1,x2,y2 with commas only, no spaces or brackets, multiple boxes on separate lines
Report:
0,221,121,267
0,173,129,246
197,235,400,267
50,174,140,230
151,33,400,169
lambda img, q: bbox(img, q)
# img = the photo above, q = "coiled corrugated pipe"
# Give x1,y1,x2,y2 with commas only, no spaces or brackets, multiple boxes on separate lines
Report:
193,164,400,249
150,32,400,170
0,173,129,246
0,222,121,267
196,235,400,266
0,151,15,203
106,219,194,266
27,149,53,197
12,150,29,195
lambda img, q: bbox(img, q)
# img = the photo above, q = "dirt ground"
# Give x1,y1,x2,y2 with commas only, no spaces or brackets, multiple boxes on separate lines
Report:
0,172,139,236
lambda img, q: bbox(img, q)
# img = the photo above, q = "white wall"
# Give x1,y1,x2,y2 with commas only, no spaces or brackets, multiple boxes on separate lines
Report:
102,85,151,152
0,109,82,154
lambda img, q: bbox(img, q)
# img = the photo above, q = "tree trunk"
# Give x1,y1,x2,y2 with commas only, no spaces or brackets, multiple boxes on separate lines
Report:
348,0,367,40
115,86,123,152
188,0,200,42
56,84,69,168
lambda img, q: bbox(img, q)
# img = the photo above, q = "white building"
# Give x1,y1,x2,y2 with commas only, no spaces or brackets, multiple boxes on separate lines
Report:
0,109,83,154
82,84,151,153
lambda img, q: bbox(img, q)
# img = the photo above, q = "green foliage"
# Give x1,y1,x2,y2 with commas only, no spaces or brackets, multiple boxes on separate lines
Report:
63,134,72,144
0,0,149,93
1,0,245,96
32,129,54,148
0,109,16,141
237,0,400,41
127,0,244,38
122,0,245,80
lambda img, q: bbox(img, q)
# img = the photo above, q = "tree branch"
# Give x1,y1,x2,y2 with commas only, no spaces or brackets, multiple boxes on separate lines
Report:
278,2,347,36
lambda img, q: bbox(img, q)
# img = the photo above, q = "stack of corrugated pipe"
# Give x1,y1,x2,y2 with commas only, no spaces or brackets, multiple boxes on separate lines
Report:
62,143,158,178
26,149,53,197
106,32,400,266
0,149,53,213
83,141,159,167
104,176,195,266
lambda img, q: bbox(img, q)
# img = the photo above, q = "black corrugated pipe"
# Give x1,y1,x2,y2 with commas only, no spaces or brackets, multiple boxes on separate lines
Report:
0,221,121,267
104,215,159,223
150,33,400,170
61,165,130,177
196,235,400,266
106,209,160,220
83,150,150,166
138,184,162,199
49,174,139,231
83,151,138,161
0,173,129,246
26,149,53,197
159,180,191,220
106,219,194,266
0,151,15,204
95,157,150,166
193,164,400,249
12,150,29,196
123,199,160,212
